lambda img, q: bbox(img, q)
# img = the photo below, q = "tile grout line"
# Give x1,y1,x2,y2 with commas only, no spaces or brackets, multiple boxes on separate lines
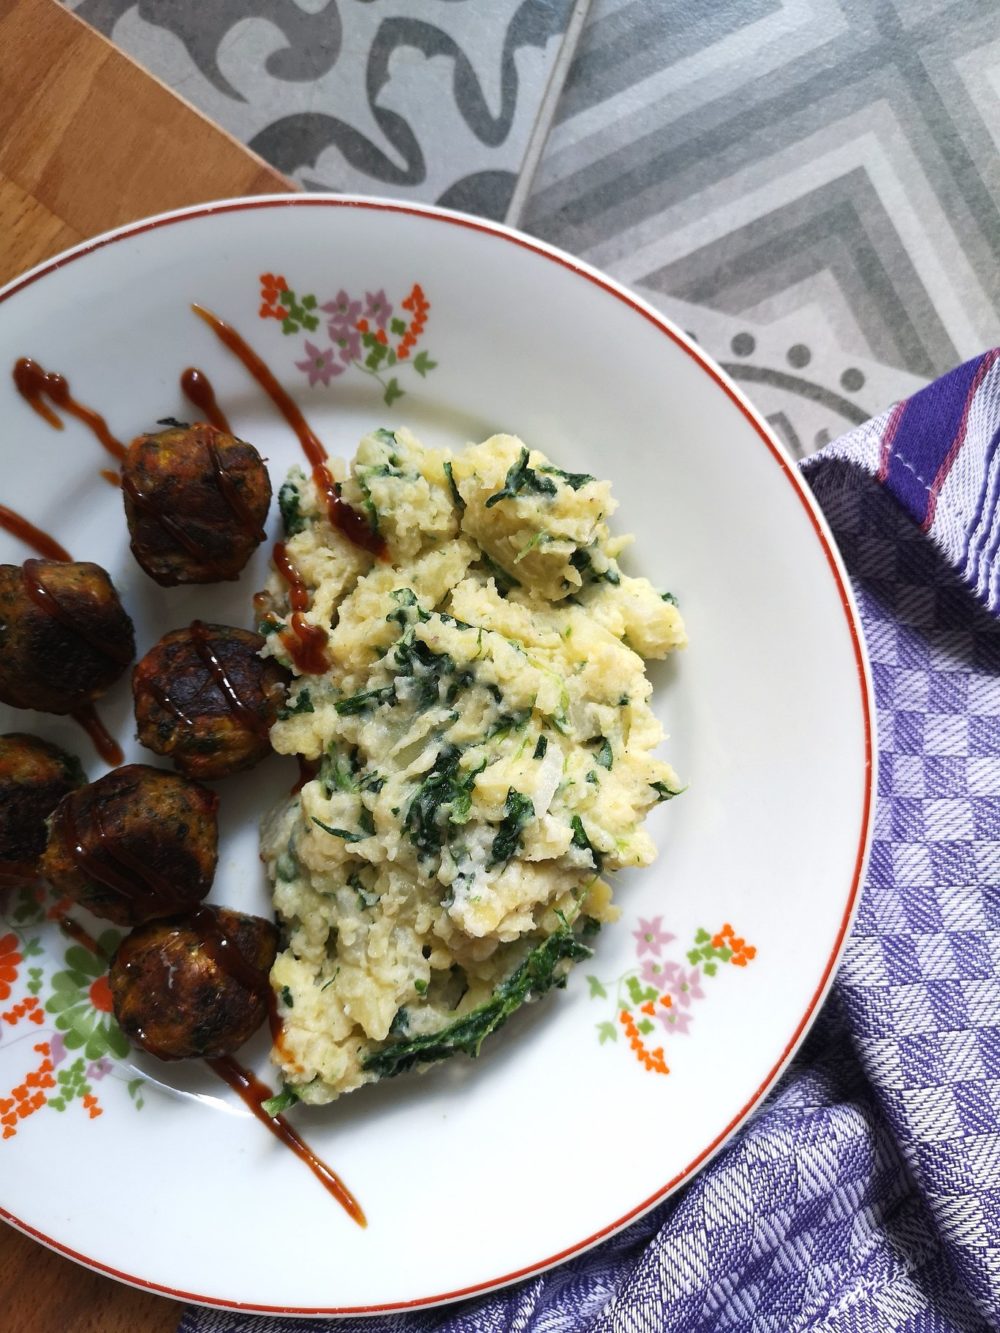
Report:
504,0,593,231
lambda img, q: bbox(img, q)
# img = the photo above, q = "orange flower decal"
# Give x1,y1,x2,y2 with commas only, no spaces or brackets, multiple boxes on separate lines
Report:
2,995,43,1026
259,272,291,321
0,1042,56,1140
0,933,22,1002
590,922,757,1075
88,975,113,1014
260,274,437,406
619,1010,669,1076
0,885,141,1139
712,923,757,968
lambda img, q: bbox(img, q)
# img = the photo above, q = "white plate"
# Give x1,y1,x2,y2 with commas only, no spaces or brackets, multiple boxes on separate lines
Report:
0,197,873,1315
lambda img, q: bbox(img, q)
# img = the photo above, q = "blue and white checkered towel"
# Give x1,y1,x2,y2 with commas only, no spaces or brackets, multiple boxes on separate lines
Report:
183,356,1000,1333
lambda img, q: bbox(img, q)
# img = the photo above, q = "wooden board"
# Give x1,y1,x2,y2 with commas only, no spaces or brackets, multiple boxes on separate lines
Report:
0,0,291,288
0,1,294,1327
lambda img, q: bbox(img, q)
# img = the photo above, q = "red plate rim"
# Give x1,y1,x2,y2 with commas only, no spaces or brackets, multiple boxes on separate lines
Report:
0,194,875,1316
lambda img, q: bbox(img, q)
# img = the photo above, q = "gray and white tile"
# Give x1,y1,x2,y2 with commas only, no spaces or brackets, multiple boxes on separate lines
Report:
65,0,583,221
524,0,1000,451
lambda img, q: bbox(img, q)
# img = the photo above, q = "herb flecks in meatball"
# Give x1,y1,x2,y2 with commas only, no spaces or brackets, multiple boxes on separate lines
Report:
40,764,218,926
0,560,135,714
133,622,289,780
122,423,271,585
109,906,278,1060
0,733,85,880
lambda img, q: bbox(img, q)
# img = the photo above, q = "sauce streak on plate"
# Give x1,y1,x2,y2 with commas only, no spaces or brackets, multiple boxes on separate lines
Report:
191,303,385,558
208,1055,367,1226
13,357,126,466
181,366,232,433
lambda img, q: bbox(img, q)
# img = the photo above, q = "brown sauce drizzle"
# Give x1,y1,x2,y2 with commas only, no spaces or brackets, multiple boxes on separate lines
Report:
189,905,269,997
292,756,319,795
143,679,195,730
121,471,220,566
181,368,266,543
58,797,185,913
13,358,126,462
190,304,385,558
69,707,124,767
0,504,72,562
152,907,292,1067
203,432,267,544
188,620,270,738
180,367,232,434
207,1055,366,1226
272,541,329,674
21,559,133,666
122,429,260,579
195,912,290,1062
101,469,122,489
56,912,107,960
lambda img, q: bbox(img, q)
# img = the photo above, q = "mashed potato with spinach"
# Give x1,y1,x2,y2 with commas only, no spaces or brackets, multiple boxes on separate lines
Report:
257,429,686,1104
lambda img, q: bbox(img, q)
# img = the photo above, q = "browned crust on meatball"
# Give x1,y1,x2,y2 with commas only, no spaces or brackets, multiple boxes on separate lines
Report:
40,763,218,926
122,424,271,586
109,906,278,1059
132,623,289,780
0,733,85,870
0,561,135,714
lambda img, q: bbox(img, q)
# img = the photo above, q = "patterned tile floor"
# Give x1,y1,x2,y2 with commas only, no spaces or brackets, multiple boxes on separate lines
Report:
65,0,586,223
524,0,1000,455
65,0,1000,456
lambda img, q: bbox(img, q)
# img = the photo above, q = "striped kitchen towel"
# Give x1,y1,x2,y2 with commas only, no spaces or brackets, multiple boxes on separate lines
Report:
183,353,1000,1333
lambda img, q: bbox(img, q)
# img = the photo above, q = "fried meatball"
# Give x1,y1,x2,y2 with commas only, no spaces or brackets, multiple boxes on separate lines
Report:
122,423,271,585
40,764,218,926
0,734,85,879
133,622,289,780
0,560,135,714
109,906,278,1060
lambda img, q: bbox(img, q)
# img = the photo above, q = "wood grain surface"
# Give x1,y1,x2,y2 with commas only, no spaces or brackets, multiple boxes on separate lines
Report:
0,0,293,1328
2,1232,181,1333
0,0,290,288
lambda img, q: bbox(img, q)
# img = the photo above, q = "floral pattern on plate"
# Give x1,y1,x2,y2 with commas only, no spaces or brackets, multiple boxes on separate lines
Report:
258,273,437,405
0,886,143,1140
588,921,757,1075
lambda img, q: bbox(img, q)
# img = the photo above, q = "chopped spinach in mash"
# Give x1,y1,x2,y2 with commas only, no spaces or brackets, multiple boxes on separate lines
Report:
257,429,686,1104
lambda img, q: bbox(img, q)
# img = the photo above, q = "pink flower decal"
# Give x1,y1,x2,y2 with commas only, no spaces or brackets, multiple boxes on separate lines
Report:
295,342,342,387
640,956,679,989
666,967,704,1009
364,289,393,328
633,916,674,958
330,325,362,364
259,274,437,406
657,1008,693,1036
321,290,362,327
589,922,757,1075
